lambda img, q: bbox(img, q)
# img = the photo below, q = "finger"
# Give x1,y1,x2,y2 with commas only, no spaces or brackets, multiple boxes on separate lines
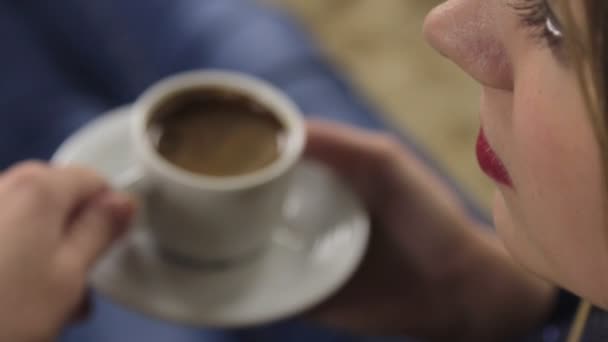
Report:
49,166,109,215
307,120,406,181
0,161,51,196
60,191,136,271
2,164,111,227
306,120,374,163
0,161,67,225
0,160,48,184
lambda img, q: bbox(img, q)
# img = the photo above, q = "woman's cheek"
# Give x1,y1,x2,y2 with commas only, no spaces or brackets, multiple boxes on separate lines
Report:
504,57,608,297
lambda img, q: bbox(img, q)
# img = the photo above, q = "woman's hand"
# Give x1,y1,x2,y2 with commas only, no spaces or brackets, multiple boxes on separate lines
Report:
306,121,556,341
0,161,135,341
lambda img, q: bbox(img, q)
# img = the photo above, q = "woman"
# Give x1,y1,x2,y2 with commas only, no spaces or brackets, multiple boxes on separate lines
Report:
310,0,606,340
0,0,603,340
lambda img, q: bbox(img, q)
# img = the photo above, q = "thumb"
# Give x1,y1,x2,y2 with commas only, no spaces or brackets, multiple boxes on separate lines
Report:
306,120,408,209
306,119,401,179
60,192,136,270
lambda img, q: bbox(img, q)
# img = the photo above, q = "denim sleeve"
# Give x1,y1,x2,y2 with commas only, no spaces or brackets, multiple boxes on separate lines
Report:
6,0,390,153
0,2,108,169
10,0,320,104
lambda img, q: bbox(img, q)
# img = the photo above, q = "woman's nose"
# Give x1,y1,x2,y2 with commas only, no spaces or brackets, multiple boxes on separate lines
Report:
423,0,513,90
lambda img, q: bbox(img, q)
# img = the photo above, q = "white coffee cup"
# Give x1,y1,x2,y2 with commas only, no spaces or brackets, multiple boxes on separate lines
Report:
119,70,305,264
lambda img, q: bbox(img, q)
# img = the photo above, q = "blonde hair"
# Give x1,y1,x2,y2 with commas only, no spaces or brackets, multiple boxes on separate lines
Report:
560,0,608,174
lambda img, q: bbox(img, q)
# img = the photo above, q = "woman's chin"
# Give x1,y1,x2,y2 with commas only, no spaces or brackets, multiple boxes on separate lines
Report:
492,190,562,289
492,190,514,250
492,190,540,274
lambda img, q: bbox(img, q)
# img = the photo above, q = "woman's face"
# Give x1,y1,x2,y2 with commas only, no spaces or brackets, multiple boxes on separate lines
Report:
424,0,608,307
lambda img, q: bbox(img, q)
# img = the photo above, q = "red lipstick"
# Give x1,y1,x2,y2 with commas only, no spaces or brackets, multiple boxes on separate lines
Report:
476,129,512,187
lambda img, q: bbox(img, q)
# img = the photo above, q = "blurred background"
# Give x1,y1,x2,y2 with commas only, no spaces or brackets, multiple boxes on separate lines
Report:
270,0,493,211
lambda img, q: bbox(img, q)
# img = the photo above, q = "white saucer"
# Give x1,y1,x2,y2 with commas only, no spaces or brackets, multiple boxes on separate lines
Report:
52,107,370,328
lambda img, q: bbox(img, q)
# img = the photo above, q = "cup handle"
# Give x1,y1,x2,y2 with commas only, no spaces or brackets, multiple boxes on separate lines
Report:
112,167,149,232
113,167,147,195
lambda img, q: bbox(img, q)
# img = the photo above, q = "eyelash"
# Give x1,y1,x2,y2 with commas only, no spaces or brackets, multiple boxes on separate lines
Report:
512,0,564,47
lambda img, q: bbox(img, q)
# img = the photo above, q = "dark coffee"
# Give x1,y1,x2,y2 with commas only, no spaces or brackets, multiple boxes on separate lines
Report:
148,88,285,177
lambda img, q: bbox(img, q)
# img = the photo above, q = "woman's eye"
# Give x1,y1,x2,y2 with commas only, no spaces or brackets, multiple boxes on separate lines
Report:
512,0,564,47
545,8,563,40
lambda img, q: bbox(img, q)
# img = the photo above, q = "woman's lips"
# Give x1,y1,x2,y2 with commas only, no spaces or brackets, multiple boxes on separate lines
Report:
476,129,513,187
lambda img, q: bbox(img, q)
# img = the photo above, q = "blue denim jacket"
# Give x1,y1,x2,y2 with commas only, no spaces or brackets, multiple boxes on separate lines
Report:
0,0,573,341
